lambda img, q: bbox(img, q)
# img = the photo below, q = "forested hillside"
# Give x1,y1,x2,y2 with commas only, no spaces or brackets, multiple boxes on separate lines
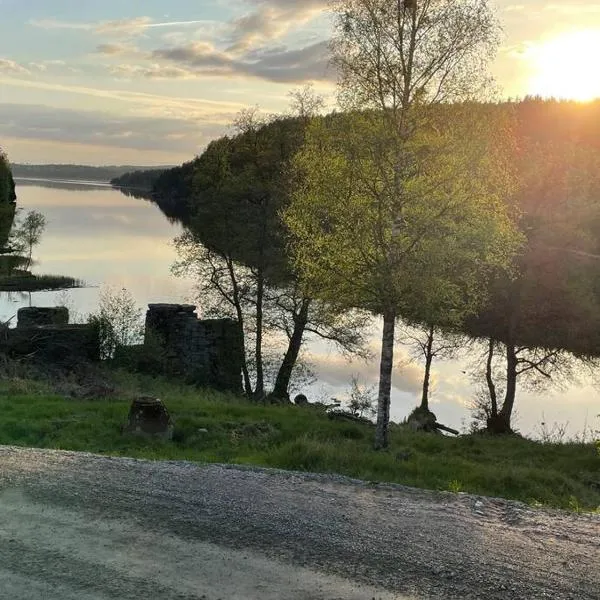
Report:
114,98,600,435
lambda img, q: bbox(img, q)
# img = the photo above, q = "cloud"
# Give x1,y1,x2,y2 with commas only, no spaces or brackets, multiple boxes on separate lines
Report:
30,17,213,38
543,3,600,15
151,39,332,83
110,64,198,80
228,0,324,53
96,43,137,56
27,62,48,72
311,350,424,396
227,0,328,53
0,59,30,75
94,17,153,38
0,77,245,122
29,18,92,31
0,103,227,155
28,4,333,84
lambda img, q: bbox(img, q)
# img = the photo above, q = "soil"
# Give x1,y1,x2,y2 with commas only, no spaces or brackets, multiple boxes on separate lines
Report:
0,445,598,599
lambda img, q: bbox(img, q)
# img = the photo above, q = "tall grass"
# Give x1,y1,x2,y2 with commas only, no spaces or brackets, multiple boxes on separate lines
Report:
0,371,597,512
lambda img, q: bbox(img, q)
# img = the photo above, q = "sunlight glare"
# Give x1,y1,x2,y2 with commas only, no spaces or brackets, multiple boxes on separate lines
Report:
528,30,600,101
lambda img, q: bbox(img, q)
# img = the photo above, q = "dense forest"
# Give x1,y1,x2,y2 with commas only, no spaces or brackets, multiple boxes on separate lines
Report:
13,163,170,183
114,98,600,437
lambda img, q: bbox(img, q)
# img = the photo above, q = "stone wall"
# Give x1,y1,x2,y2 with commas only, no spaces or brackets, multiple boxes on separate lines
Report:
0,307,99,363
17,307,69,328
144,304,243,393
0,304,243,393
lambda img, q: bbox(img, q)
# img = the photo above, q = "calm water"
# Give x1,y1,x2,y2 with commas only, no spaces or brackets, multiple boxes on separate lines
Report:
3,179,192,319
5,179,598,438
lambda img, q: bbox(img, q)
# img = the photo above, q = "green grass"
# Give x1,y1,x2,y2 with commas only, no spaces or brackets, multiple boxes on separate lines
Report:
0,371,598,512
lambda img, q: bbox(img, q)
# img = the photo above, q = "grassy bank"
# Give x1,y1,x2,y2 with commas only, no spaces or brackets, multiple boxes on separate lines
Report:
0,372,598,512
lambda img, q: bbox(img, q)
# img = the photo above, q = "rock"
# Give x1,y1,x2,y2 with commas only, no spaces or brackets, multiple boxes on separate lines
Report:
407,407,438,431
123,396,173,440
293,393,309,406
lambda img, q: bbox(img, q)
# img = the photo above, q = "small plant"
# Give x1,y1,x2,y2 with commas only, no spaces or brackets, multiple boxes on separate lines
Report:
88,286,144,360
536,416,569,444
568,495,583,514
345,375,377,419
448,479,463,493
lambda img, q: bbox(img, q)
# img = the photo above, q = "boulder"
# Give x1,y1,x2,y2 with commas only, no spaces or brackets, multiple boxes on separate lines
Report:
124,396,173,440
293,393,309,406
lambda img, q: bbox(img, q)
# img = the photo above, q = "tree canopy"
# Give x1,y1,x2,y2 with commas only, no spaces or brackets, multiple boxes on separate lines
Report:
115,97,600,435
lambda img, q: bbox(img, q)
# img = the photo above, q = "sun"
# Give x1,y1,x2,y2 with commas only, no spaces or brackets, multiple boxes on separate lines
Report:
528,30,600,102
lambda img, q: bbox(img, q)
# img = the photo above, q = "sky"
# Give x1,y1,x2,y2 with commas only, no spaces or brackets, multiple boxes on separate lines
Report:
1,1,600,165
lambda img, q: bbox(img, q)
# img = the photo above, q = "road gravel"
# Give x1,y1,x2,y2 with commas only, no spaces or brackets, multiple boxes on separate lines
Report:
0,445,598,599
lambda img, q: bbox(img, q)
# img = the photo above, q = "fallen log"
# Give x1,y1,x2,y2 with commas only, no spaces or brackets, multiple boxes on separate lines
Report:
434,423,459,436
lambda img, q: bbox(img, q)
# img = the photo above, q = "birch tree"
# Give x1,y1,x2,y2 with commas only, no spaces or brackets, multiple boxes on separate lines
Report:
286,0,520,448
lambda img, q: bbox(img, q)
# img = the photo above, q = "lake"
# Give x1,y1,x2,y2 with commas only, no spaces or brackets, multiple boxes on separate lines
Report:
5,179,599,439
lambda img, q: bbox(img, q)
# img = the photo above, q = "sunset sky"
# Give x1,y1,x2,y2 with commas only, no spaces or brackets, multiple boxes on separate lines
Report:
1,1,599,165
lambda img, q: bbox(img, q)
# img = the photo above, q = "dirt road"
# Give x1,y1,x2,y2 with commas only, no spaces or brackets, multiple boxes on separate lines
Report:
0,446,597,599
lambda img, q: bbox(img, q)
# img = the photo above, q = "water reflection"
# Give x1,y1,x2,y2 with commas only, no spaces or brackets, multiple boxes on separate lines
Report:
2,178,596,438
14,177,113,192
0,179,192,323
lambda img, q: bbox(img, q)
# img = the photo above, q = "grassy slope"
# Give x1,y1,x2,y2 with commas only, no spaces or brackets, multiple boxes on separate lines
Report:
0,372,598,512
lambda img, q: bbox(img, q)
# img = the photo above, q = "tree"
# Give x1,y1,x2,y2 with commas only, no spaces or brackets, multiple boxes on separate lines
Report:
287,0,518,449
465,101,600,433
172,106,370,401
400,324,465,413
345,375,377,418
173,226,370,399
13,210,46,271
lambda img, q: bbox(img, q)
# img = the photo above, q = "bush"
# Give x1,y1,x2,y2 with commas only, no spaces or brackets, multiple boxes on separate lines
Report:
88,287,144,360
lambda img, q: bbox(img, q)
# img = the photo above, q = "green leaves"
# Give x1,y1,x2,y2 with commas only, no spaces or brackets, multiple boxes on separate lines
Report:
285,108,521,324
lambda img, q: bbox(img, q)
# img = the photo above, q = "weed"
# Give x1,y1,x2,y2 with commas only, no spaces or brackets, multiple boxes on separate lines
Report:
448,479,463,493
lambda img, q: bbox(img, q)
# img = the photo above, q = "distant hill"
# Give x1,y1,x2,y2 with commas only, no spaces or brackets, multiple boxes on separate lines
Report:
12,164,173,183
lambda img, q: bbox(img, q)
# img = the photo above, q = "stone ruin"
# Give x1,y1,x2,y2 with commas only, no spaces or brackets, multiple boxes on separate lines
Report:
0,306,99,363
142,304,243,393
0,304,243,394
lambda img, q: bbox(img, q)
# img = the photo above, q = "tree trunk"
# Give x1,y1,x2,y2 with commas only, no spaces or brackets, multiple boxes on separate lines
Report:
271,298,311,402
497,342,518,433
254,268,265,400
374,310,396,450
26,245,32,272
419,325,435,411
488,342,517,434
485,338,498,419
225,255,252,395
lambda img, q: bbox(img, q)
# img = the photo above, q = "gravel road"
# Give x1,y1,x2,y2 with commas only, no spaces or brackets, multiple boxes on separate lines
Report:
0,446,598,600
